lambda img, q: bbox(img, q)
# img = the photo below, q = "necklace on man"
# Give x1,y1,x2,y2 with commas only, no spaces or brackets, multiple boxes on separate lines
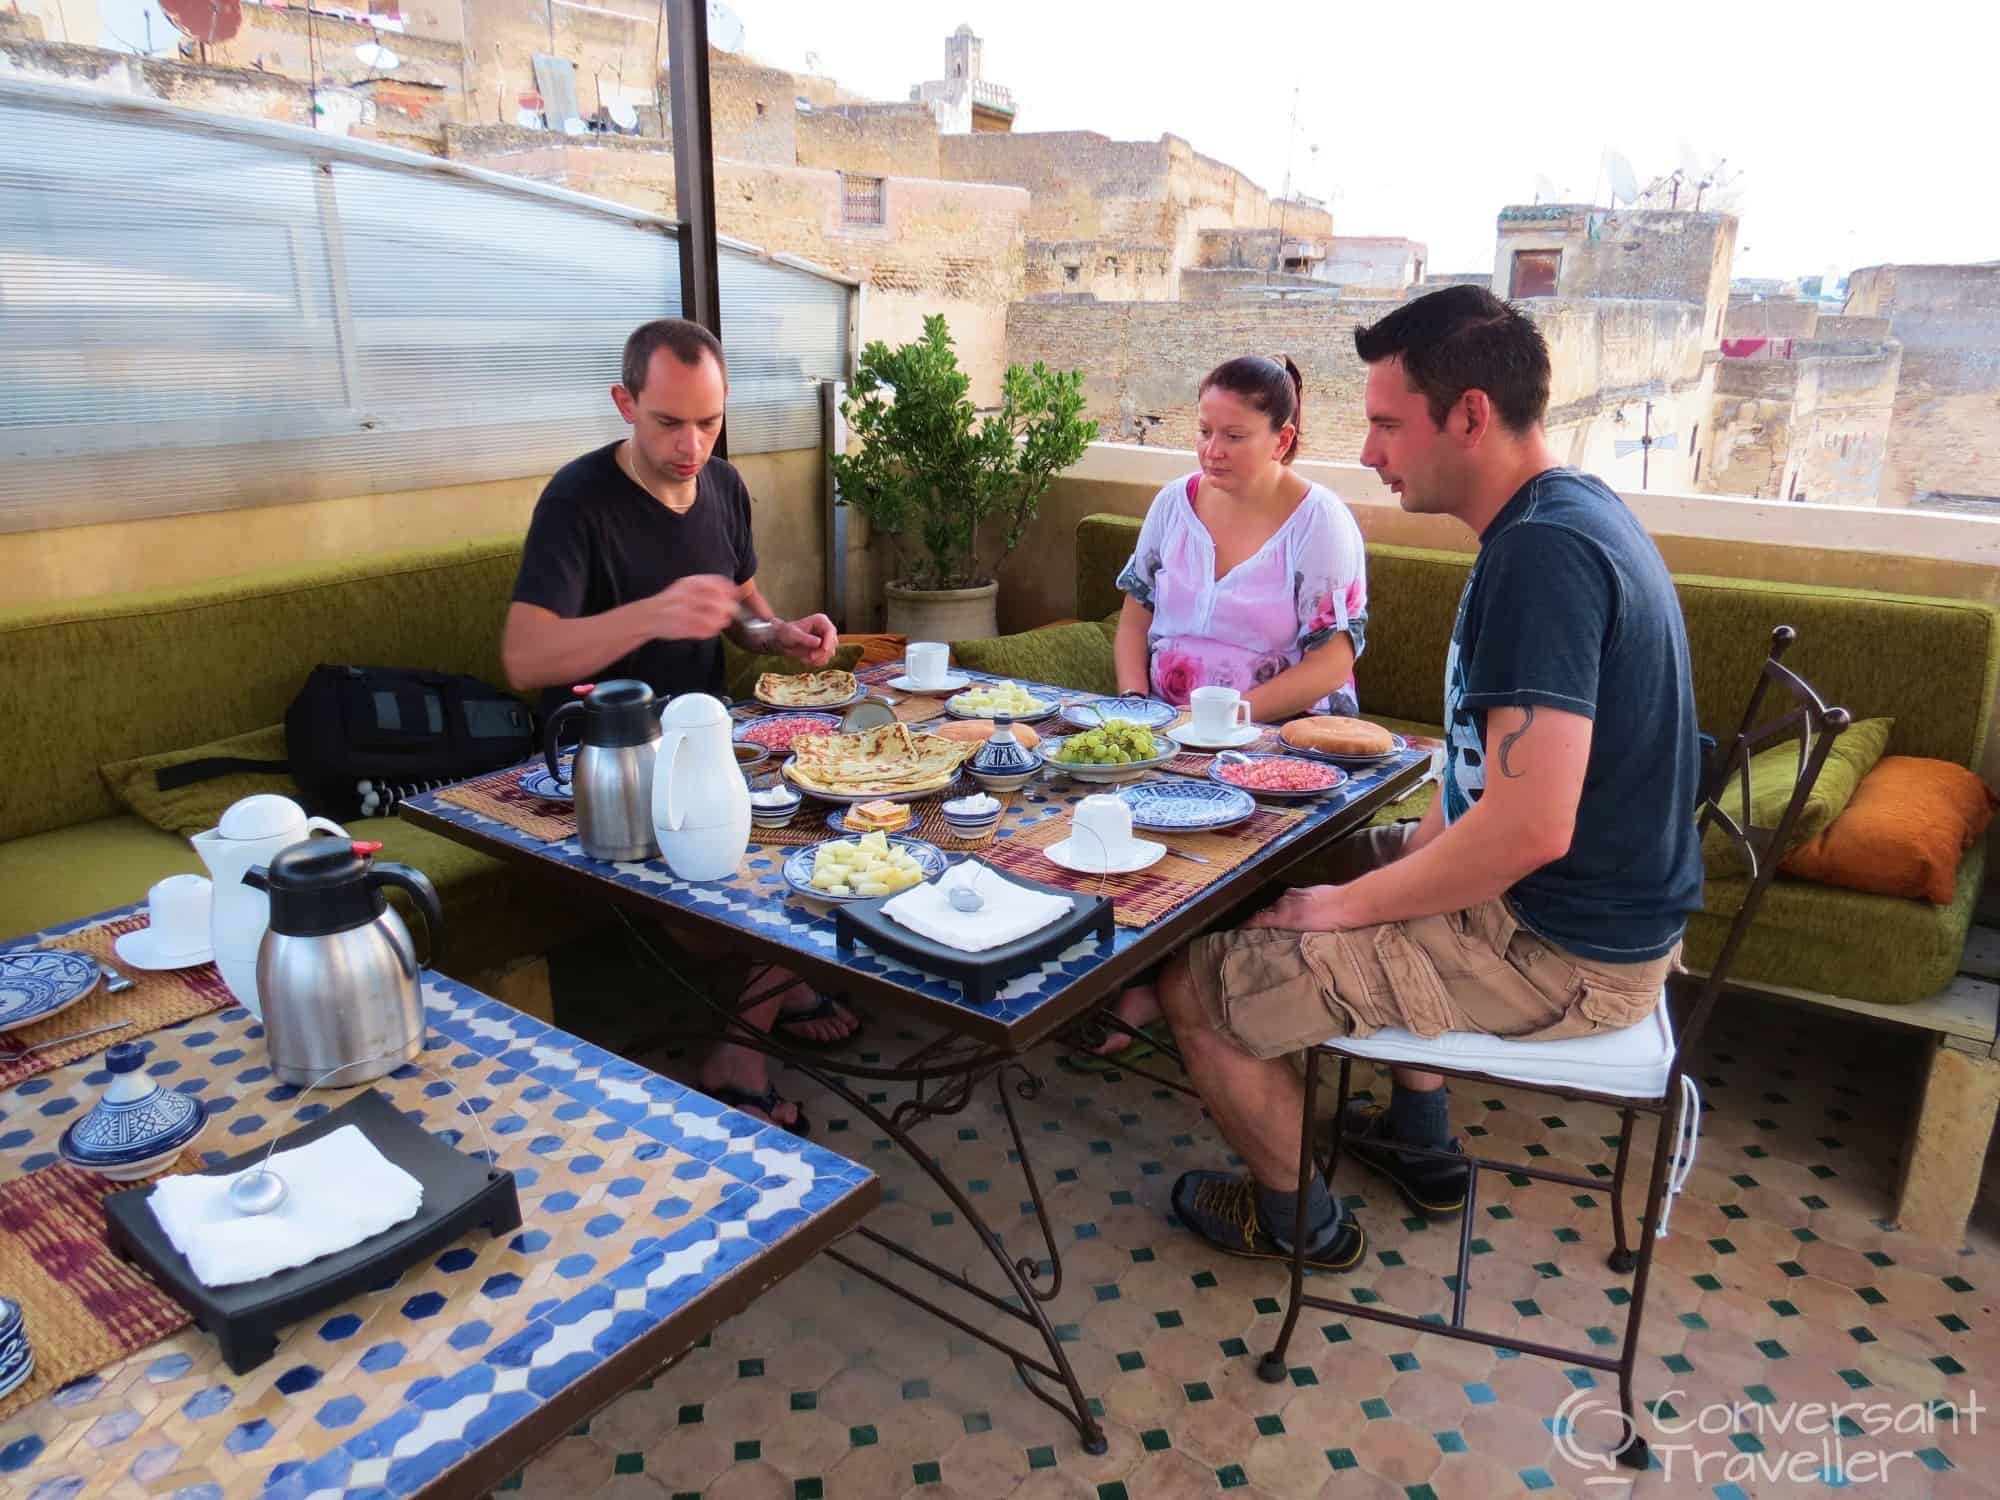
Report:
619,442,698,514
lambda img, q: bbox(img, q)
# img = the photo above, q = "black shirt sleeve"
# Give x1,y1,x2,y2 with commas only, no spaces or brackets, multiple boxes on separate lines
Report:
511,483,593,619
1459,523,1620,721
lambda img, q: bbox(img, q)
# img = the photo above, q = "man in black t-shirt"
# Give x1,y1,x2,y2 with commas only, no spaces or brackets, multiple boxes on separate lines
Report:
503,318,850,1133
1157,287,1703,1274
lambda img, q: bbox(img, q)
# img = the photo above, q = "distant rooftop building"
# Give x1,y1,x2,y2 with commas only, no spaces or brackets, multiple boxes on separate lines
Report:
912,24,1015,134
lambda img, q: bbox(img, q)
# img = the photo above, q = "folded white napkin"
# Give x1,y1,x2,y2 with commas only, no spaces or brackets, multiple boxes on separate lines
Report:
147,1124,424,1288
884,867,1073,953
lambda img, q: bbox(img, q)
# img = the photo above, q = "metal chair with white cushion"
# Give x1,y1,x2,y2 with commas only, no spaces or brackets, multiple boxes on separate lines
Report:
1255,626,1849,1471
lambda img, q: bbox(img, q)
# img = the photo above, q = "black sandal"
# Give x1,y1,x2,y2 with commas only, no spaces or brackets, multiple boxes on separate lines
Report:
772,993,864,1052
708,1084,812,1137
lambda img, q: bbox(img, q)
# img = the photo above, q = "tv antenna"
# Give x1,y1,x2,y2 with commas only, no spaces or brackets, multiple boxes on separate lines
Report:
1614,398,1680,489
1601,148,1640,208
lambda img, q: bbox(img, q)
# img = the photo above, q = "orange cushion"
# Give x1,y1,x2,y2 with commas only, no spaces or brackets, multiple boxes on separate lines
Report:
842,632,906,670
1780,756,1997,904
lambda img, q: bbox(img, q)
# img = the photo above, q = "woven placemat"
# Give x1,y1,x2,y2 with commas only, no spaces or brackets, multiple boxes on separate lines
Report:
977,802,1303,927
3,918,238,1091
437,764,577,843
0,1154,202,1420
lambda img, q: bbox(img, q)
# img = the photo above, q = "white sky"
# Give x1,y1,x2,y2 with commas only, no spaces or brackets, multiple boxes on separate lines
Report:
727,0,1996,281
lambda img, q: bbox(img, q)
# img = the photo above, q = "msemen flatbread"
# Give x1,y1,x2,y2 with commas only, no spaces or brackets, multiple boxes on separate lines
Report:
756,669,860,707
785,722,974,795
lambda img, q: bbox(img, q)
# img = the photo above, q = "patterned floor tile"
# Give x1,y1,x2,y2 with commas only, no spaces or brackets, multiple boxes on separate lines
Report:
506,927,2000,1500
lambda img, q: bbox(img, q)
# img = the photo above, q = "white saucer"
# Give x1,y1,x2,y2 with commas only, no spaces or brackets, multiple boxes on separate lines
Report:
1173,722,1263,751
1044,836,1166,876
113,927,214,971
888,672,971,695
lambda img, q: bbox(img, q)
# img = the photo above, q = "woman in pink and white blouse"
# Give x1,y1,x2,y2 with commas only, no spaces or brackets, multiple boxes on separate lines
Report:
1077,355,1367,1068
1114,355,1367,719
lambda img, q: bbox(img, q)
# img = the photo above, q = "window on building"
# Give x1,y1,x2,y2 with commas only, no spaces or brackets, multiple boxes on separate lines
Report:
1064,264,1081,284
1509,250,1560,299
841,174,885,227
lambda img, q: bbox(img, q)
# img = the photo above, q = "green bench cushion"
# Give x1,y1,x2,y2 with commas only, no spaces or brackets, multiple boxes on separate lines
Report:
0,812,599,984
951,622,1118,696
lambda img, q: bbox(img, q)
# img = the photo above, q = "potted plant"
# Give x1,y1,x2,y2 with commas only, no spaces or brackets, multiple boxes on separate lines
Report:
831,314,1096,640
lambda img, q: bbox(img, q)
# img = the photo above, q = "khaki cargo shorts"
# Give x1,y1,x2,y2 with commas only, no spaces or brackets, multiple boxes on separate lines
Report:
1183,824,1673,1062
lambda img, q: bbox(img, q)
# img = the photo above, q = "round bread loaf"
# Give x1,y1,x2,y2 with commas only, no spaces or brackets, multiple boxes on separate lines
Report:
1281,716,1394,756
933,719,1040,749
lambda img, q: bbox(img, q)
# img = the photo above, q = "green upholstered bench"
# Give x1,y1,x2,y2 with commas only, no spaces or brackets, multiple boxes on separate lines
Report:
0,539,851,1003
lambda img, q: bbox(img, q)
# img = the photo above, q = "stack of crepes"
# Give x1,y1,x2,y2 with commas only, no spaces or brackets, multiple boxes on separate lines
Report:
755,669,860,707
783,722,974,798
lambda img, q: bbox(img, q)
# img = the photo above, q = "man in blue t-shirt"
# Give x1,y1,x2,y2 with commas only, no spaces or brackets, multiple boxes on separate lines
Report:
1158,285,1703,1271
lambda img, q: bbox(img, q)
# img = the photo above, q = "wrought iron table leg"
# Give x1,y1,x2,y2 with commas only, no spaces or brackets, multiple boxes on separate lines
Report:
614,911,1110,1453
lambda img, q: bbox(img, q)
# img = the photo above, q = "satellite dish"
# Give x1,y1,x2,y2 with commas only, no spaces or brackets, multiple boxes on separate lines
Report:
561,116,587,137
1603,149,1639,207
1534,174,1560,205
608,97,638,131
1677,138,1712,182
354,41,398,69
160,0,240,43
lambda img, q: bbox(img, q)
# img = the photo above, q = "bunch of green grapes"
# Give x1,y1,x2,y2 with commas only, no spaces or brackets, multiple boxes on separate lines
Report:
1055,718,1159,764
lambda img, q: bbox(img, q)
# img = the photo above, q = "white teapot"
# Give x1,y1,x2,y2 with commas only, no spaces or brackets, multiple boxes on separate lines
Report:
190,794,347,1016
652,693,751,881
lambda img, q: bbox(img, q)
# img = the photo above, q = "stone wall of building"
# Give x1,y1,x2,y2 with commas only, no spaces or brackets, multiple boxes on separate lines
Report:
1702,341,1904,505
1323,237,1426,290
445,125,1028,402
1723,297,1821,338
1845,264,2000,507
795,102,939,179
1,36,323,128
1007,294,1715,478
1494,206,1737,344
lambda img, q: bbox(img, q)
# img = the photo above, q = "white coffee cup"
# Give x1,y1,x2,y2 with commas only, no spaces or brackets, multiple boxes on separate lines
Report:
1069,794,1136,871
1190,685,1252,740
906,641,950,687
113,874,215,969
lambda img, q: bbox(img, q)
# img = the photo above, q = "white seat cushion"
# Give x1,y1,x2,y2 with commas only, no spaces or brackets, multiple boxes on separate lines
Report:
1323,990,1675,1099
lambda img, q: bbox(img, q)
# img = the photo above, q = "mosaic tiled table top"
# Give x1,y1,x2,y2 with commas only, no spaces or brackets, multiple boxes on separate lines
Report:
0,905,878,1500
407,669,1428,1041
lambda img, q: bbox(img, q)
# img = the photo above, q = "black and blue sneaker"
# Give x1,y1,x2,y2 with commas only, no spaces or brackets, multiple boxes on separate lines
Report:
1340,1102,1472,1218
1169,1170,1366,1271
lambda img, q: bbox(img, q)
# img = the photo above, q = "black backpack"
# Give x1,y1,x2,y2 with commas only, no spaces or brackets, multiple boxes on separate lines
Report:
281,665,537,820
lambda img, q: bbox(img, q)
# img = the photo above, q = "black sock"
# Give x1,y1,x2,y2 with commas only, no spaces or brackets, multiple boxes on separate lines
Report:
1385,1082,1451,1151
1255,1177,1342,1251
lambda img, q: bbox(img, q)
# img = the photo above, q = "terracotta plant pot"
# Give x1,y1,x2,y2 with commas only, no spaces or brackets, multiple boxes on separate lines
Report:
884,580,999,642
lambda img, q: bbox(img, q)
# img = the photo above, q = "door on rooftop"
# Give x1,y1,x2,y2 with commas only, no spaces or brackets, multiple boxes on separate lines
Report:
1509,250,1560,299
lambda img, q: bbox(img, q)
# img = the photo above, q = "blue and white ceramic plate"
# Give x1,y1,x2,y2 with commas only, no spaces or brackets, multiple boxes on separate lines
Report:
1281,730,1410,766
0,949,101,1030
733,712,842,748
519,768,573,801
1117,779,1256,832
1209,752,1348,800
0,1340,30,1403
782,836,948,902
1060,696,1178,732
1041,734,1182,784
824,803,913,836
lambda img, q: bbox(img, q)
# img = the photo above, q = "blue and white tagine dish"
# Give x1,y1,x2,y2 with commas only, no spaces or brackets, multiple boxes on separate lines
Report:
0,949,101,1031
59,1041,207,1181
0,1296,30,1403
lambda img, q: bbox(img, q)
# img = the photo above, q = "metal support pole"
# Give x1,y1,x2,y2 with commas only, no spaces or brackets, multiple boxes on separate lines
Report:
664,0,721,338
821,379,849,631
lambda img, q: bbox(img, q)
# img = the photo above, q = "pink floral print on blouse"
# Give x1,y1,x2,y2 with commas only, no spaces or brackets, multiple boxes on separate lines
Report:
1116,474,1368,714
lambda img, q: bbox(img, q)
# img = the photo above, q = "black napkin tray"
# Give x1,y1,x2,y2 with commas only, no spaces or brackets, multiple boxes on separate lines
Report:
833,872,1114,1004
104,1087,521,1374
